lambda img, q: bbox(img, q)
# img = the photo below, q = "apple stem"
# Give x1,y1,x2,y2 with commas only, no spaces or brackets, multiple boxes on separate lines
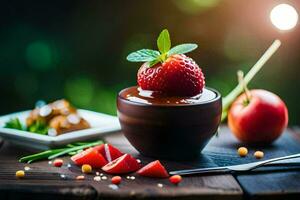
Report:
221,39,281,122
237,70,251,105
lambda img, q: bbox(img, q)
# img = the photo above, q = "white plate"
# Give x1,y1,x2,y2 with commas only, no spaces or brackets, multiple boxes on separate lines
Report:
0,109,121,150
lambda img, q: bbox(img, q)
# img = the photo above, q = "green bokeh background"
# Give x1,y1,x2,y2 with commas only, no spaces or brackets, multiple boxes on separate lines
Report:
1,0,299,124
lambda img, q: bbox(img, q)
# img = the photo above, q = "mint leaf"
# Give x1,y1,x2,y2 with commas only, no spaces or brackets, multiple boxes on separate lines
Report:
127,49,160,62
168,43,198,56
157,29,171,54
148,59,160,67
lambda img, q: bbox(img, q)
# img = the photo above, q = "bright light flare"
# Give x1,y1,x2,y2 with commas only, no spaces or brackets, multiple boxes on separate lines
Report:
270,4,298,31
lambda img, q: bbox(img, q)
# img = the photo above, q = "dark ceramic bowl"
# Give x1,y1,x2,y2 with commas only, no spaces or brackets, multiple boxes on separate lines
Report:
117,87,222,160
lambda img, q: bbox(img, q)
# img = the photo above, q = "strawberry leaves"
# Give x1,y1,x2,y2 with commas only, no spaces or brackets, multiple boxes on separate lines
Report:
157,29,171,54
127,49,160,62
168,43,198,56
127,29,197,67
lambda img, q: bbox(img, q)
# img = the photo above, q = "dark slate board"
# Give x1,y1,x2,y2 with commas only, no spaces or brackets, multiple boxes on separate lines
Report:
202,127,300,200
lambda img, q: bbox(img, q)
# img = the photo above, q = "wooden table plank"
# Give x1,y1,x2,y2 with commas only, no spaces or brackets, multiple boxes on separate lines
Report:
3,126,300,199
0,129,243,200
101,133,242,200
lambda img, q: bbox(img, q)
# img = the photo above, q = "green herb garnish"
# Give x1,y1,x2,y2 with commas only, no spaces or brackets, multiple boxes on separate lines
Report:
27,120,49,135
127,29,198,67
4,118,24,130
4,118,50,135
19,140,103,163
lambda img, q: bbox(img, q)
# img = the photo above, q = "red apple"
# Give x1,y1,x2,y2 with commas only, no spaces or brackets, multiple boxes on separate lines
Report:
228,89,288,144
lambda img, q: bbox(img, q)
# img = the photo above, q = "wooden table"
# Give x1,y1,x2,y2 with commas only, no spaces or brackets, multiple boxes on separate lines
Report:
0,126,300,200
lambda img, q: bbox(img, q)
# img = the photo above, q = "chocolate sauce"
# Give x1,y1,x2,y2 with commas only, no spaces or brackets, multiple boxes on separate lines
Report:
120,86,217,105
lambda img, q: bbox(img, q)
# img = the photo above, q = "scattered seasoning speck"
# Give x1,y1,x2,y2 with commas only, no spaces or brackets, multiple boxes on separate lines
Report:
136,159,141,163
100,173,104,176
130,176,135,180
24,166,30,171
67,163,72,168
48,161,52,165
157,183,163,188
101,176,107,180
96,172,100,176
108,184,119,190
126,176,130,179
94,176,101,181
60,174,67,180
76,175,85,180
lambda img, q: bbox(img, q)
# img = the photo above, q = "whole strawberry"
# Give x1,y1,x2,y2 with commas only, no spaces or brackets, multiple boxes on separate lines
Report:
127,29,205,96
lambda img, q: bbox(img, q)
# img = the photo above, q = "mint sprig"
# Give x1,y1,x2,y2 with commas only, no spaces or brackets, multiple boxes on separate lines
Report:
157,29,171,54
126,49,160,62
127,29,198,67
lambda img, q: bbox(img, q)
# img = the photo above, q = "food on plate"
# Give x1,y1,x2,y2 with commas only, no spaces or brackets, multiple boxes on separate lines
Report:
102,154,141,174
254,151,264,159
237,147,248,157
169,175,182,185
137,160,169,178
4,99,90,136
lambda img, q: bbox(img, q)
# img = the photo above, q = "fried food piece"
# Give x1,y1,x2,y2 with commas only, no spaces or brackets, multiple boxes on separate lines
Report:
26,99,90,135
49,114,90,135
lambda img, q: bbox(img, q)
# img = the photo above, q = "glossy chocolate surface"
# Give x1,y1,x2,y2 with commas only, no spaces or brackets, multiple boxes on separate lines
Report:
117,86,222,160
120,86,216,105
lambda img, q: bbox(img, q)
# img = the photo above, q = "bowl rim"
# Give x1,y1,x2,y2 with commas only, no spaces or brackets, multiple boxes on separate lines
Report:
118,86,222,107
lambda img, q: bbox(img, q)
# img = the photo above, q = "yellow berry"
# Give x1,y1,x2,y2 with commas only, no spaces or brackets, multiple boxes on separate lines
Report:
81,164,92,173
238,147,248,157
16,170,25,178
254,151,264,159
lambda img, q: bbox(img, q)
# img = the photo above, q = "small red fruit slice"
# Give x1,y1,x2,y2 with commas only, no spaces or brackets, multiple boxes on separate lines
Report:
102,154,140,174
71,148,107,168
137,160,169,178
169,175,182,185
93,144,124,162
111,176,122,185
53,159,63,167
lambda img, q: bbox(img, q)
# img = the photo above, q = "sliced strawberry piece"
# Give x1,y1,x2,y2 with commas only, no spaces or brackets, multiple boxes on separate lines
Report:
71,148,107,168
93,144,124,162
137,160,169,178
102,154,140,174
